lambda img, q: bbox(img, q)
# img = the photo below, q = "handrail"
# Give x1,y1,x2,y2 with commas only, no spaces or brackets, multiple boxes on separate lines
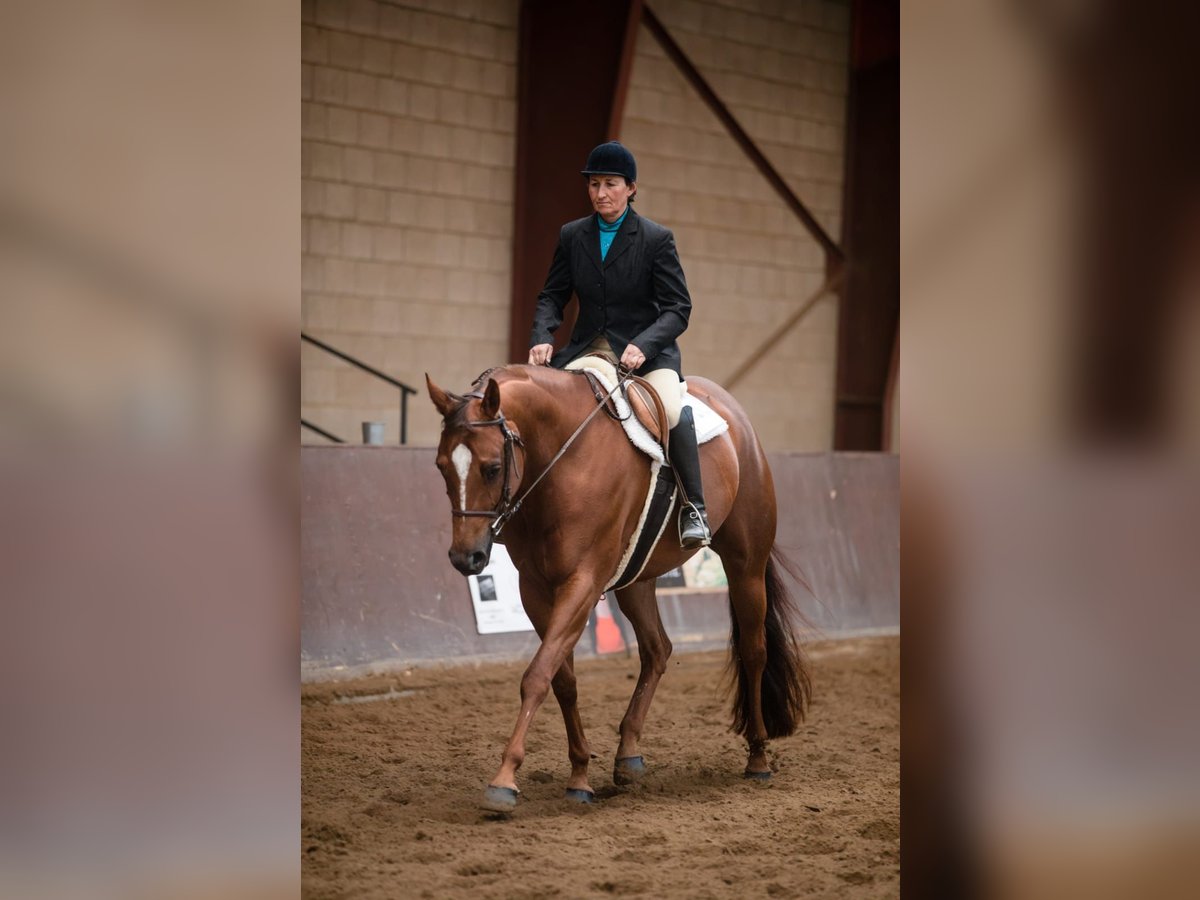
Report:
301,419,345,443
301,331,419,444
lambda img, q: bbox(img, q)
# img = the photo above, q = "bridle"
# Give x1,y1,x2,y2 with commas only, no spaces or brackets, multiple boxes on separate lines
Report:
450,398,525,536
448,368,632,537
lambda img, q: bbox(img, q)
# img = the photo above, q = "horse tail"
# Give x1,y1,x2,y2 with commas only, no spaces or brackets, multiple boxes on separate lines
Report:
728,546,812,739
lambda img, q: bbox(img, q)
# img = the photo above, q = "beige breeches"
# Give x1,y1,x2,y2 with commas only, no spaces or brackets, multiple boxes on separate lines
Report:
565,335,684,428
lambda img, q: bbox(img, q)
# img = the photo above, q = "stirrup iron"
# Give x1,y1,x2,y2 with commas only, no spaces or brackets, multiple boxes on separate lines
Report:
678,499,711,549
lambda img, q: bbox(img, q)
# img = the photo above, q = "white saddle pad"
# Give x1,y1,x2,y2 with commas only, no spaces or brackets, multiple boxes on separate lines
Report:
682,384,730,444
564,358,729,457
563,360,729,593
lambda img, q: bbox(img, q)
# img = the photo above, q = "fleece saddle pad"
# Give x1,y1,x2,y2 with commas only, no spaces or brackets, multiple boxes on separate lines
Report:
564,358,730,455
681,386,729,445
566,361,729,591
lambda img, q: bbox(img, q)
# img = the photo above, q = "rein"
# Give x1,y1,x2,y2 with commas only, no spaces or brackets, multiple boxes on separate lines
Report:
452,368,633,537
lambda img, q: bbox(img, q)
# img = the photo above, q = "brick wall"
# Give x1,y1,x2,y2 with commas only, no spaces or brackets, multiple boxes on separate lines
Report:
301,0,518,446
299,0,849,451
622,0,849,451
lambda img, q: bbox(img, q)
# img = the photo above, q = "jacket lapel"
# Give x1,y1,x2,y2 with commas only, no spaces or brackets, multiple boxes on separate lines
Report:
603,208,639,270
582,215,603,274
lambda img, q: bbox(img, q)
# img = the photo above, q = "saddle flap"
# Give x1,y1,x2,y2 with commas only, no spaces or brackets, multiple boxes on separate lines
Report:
625,380,665,445
565,353,669,452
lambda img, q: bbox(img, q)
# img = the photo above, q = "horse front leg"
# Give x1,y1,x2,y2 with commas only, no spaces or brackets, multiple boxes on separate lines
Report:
482,574,598,812
515,571,594,801
550,654,595,800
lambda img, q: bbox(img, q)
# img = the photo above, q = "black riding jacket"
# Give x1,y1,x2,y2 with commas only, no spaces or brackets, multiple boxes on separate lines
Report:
529,208,692,377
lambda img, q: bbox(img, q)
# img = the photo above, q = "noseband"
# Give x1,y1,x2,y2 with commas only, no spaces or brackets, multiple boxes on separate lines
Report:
448,369,632,538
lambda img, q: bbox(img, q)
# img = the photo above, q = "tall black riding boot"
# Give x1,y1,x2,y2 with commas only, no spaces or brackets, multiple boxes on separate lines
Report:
668,406,712,549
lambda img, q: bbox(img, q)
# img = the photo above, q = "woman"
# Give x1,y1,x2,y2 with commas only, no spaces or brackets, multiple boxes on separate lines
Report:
528,141,711,549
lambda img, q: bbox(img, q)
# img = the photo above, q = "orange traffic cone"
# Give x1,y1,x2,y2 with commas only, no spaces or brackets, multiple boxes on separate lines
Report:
594,595,626,655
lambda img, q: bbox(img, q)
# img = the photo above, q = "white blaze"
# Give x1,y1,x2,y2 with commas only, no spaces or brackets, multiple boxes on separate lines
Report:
451,444,472,512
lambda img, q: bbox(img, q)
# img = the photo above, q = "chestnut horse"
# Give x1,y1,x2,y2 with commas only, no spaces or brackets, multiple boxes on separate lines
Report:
426,364,810,812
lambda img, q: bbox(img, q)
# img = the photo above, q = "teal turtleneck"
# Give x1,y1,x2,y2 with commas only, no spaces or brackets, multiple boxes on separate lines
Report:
597,207,629,260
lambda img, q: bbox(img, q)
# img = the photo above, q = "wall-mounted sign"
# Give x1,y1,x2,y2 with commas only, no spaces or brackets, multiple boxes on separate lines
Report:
466,544,534,635
656,549,727,590
469,545,728,638
683,547,727,588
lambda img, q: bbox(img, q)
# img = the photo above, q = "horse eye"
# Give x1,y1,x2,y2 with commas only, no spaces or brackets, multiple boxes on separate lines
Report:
483,462,502,481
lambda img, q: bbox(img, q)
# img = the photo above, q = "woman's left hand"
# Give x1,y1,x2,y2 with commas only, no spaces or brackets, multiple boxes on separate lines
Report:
620,343,646,372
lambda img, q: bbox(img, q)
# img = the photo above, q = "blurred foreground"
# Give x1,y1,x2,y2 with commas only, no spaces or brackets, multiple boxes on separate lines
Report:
2,0,1199,897
0,2,296,897
904,1,1200,897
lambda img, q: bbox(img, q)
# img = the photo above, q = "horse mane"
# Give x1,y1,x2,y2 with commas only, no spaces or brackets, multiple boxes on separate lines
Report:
443,364,549,429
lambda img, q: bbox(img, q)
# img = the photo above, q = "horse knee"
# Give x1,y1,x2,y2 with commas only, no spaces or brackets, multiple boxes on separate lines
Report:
551,671,578,707
520,668,552,704
640,635,672,676
738,638,767,670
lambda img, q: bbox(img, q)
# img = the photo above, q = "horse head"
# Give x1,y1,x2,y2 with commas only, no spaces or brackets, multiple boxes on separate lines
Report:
426,373,523,576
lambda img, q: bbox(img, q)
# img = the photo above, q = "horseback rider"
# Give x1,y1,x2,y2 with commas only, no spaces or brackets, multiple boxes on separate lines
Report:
527,141,712,549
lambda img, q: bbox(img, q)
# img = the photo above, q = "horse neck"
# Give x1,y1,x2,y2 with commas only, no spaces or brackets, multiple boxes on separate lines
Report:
501,369,590,475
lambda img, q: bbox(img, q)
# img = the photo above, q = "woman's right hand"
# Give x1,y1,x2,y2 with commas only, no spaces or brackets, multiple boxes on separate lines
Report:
528,343,554,366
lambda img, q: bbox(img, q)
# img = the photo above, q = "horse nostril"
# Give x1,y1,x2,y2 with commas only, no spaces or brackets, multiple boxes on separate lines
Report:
469,551,487,570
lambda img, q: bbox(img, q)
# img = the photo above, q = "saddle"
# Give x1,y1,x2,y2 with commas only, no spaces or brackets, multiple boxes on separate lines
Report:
559,356,729,591
568,353,671,456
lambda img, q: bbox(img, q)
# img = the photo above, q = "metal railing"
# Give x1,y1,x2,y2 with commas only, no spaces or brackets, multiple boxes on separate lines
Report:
301,332,419,444
300,418,345,443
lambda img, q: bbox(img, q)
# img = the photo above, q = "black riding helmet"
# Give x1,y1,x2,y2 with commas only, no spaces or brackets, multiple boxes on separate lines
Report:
580,141,637,183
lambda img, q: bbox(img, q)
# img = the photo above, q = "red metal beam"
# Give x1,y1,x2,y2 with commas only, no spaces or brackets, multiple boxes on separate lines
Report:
882,324,898,452
723,269,844,392
641,4,844,266
607,0,644,140
834,0,898,450
508,0,643,364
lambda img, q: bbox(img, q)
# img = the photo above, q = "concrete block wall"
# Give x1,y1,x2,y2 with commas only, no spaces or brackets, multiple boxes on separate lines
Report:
621,0,849,451
301,0,519,446
299,0,849,452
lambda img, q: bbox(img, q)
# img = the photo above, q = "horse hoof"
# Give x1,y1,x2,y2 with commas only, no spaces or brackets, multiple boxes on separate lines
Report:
613,755,647,785
564,788,595,804
481,784,520,813
744,769,772,781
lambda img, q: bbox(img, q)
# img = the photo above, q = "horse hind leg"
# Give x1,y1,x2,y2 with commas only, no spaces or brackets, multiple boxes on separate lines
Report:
724,566,772,776
722,552,811,779
613,579,673,785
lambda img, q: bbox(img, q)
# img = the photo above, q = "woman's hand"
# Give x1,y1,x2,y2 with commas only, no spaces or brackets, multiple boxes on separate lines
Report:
620,343,646,372
528,343,554,365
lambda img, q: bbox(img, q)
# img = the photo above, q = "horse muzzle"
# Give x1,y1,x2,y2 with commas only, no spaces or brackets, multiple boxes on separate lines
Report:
449,539,492,576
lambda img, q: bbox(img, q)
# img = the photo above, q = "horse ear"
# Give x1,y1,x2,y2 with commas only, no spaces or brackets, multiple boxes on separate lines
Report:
426,373,457,418
481,377,501,419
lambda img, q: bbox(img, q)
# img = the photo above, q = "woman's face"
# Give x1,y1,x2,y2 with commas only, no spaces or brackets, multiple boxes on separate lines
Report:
588,175,635,223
